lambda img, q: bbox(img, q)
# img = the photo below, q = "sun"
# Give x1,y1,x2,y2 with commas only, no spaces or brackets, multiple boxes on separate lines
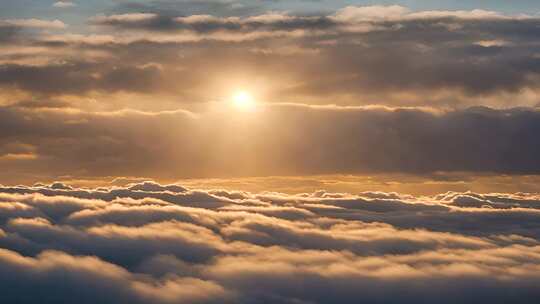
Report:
232,91,256,110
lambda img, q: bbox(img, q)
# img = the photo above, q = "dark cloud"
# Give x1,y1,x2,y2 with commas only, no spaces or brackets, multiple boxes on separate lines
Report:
92,13,337,33
0,182,538,303
0,63,165,95
111,0,262,17
0,248,229,304
0,105,539,182
0,24,19,42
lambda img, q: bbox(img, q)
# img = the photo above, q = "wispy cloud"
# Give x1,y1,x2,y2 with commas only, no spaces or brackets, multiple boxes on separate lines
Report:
1,18,66,29
53,1,76,8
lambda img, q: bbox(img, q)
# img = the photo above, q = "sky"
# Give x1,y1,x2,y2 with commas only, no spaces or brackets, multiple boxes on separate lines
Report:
1,1,540,303
1,0,540,186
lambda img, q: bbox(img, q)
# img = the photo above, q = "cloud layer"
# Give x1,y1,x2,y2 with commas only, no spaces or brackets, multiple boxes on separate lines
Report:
3,5,540,106
0,104,539,183
0,181,538,303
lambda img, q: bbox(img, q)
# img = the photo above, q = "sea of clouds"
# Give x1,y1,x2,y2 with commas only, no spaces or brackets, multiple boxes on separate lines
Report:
0,181,538,303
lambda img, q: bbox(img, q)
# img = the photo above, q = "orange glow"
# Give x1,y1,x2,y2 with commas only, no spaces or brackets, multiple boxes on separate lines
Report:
232,91,256,111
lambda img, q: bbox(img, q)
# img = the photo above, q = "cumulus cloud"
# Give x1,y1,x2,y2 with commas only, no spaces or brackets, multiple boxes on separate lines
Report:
0,181,538,303
0,248,229,304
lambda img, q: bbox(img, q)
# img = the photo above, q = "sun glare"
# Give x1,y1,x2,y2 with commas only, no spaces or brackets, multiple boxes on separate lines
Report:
233,91,256,110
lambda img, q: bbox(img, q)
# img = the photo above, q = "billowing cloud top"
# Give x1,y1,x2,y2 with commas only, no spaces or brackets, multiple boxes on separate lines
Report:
0,181,538,303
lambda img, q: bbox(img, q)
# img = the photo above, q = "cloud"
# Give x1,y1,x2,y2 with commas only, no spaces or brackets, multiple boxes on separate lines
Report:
2,6,540,105
332,5,412,22
1,19,66,29
0,181,538,302
91,6,512,34
90,12,336,41
53,1,77,8
1,2,538,301
0,248,229,303
0,105,539,182
0,24,20,43
0,63,165,95
93,13,158,24
332,5,507,22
